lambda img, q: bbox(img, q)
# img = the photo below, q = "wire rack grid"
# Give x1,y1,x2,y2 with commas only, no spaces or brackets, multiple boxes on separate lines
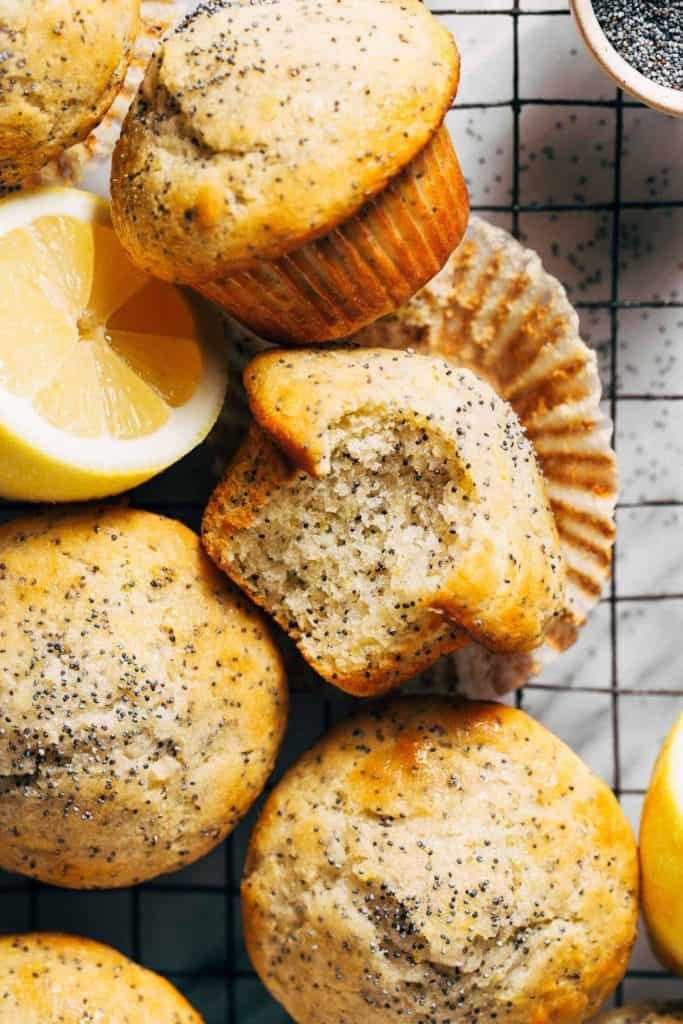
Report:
1,0,682,1021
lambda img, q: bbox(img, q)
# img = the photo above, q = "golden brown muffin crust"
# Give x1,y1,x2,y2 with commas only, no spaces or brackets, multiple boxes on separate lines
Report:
0,0,140,189
111,0,460,282
243,698,639,1024
0,507,287,888
0,933,202,1022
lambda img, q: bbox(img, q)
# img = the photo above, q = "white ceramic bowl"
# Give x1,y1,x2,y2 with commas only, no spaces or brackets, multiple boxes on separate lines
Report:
570,0,683,116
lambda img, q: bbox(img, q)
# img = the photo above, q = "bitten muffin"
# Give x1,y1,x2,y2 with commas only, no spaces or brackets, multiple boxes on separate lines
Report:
243,698,639,1024
0,507,287,888
111,0,469,344
0,1,140,189
592,1007,683,1023
202,348,567,696
0,933,202,1022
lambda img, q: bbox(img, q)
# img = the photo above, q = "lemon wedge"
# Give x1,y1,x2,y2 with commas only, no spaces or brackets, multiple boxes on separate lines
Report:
0,187,227,502
641,712,683,974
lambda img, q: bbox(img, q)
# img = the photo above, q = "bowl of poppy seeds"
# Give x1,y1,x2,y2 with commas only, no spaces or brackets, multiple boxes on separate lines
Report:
571,0,683,115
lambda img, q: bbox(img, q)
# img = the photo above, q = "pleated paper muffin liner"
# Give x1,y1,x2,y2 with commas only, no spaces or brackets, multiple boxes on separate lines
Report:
354,215,617,699
198,124,470,345
36,1,188,193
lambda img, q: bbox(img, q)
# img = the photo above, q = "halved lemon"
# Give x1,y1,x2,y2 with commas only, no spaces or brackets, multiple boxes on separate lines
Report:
641,712,683,975
0,187,227,502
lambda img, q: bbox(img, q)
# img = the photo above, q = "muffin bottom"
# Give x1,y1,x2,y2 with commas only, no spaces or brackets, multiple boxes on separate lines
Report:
198,124,469,344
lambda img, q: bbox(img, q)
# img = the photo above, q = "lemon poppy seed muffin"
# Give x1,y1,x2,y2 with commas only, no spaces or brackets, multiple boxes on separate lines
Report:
0,933,202,1022
243,698,639,1024
111,0,469,344
0,1,140,190
202,348,567,696
592,1007,683,1023
0,507,287,888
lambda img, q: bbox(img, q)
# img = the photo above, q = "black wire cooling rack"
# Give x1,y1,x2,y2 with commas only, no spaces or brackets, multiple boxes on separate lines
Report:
1,1,682,1021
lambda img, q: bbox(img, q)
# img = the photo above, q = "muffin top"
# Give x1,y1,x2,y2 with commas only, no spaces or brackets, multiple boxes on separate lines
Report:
111,0,460,282
0,933,201,1022
243,698,639,1024
593,1007,683,1024
0,507,287,888
0,0,140,189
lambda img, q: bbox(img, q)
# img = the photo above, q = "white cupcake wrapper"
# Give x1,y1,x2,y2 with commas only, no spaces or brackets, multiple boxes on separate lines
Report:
355,216,617,699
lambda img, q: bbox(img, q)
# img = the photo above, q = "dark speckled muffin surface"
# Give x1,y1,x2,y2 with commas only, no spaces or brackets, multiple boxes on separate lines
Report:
243,698,638,1024
0,507,287,889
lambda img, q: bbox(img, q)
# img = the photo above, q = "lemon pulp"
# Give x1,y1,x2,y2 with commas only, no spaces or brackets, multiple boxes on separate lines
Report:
0,214,203,441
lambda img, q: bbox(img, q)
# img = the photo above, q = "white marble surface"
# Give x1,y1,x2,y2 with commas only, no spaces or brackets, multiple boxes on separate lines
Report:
1,1,683,1021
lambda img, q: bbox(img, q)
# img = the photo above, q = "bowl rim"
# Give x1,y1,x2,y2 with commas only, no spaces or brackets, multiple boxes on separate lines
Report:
570,0,683,117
